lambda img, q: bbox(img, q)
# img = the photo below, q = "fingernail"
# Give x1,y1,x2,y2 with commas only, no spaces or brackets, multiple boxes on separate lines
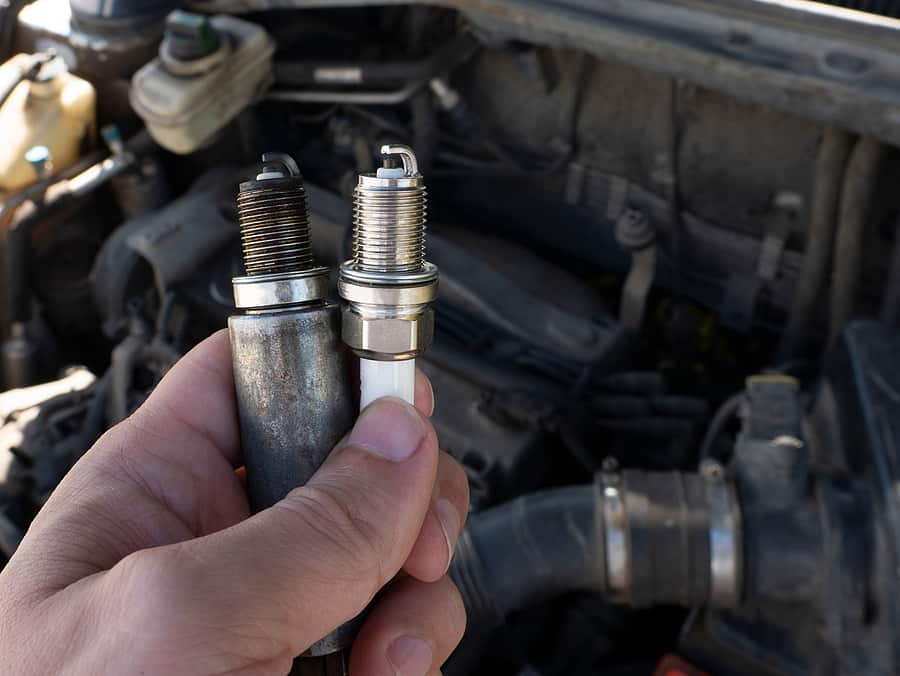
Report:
425,376,435,417
347,398,425,462
387,636,433,676
435,498,461,570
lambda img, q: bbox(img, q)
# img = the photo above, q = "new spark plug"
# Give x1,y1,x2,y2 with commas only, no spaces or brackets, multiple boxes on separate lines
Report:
338,144,438,406
228,153,355,675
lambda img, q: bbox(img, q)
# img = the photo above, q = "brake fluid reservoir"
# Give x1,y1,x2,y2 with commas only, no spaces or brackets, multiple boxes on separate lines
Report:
0,54,96,193
130,11,275,155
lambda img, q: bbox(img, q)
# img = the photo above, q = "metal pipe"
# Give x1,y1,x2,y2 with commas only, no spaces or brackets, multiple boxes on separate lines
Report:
0,148,107,226
828,135,885,352
778,127,855,361
266,34,477,106
228,153,355,671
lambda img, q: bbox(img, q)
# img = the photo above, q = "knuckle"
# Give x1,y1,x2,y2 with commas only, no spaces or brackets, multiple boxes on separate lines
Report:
101,550,187,655
114,547,188,620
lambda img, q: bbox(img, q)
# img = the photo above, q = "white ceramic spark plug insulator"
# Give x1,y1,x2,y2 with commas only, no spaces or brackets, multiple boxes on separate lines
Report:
360,358,416,409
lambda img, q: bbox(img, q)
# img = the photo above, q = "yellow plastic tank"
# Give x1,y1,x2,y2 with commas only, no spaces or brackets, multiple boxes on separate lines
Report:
0,53,96,193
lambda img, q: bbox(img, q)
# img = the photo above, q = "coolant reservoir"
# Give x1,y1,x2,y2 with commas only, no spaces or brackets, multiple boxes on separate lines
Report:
130,11,275,154
0,54,96,193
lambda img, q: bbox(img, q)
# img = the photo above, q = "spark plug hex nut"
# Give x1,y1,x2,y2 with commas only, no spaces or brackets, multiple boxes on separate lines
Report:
342,307,435,361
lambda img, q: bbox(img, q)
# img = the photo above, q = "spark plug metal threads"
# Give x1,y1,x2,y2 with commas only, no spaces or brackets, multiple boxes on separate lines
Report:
339,144,439,407
238,153,312,275
351,148,427,273
232,153,329,311
238,178,314,275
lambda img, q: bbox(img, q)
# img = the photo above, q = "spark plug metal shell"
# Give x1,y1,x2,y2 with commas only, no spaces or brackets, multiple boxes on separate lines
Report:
338,144,439,362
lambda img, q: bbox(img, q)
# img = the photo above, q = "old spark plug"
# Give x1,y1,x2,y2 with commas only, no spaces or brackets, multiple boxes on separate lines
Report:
339,144,438,407
228,153,355,674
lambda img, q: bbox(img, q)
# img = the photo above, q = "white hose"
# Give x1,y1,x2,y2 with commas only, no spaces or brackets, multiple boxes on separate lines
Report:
360,358,416,409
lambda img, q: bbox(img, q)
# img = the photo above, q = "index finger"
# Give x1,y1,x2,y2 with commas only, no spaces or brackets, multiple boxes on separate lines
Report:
134,328,242,466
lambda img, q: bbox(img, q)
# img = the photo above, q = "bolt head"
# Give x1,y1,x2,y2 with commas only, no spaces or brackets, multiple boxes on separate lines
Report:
700,458,725,481
615,208,655,251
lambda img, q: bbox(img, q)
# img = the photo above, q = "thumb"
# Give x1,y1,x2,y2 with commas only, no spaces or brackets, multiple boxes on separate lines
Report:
118,397,439,662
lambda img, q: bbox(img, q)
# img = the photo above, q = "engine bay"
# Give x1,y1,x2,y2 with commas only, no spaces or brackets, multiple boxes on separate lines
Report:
2,1,900,674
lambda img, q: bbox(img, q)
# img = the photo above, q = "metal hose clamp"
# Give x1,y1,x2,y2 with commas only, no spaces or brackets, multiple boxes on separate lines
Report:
600,470,629,601
701,459,743,607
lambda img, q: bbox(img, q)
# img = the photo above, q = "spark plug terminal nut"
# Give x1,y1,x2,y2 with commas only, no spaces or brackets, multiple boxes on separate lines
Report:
338,144,439,361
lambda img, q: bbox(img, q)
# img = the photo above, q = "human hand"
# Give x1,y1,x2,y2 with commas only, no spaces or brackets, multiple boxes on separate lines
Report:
0,330,468,675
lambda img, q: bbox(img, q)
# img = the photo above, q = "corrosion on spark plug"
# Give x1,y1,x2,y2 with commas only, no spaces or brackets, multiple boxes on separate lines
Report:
338,144,439,408
228,153,355,673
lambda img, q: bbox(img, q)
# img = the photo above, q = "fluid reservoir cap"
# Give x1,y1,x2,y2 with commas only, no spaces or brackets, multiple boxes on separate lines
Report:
159,10,230,77
165,11,222,61
27,55,68,98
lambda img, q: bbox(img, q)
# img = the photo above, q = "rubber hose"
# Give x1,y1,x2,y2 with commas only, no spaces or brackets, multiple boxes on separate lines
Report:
778,128,855,361
446,472,729,676
828,135,885,352
449,485,602,631
450,471,724,628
